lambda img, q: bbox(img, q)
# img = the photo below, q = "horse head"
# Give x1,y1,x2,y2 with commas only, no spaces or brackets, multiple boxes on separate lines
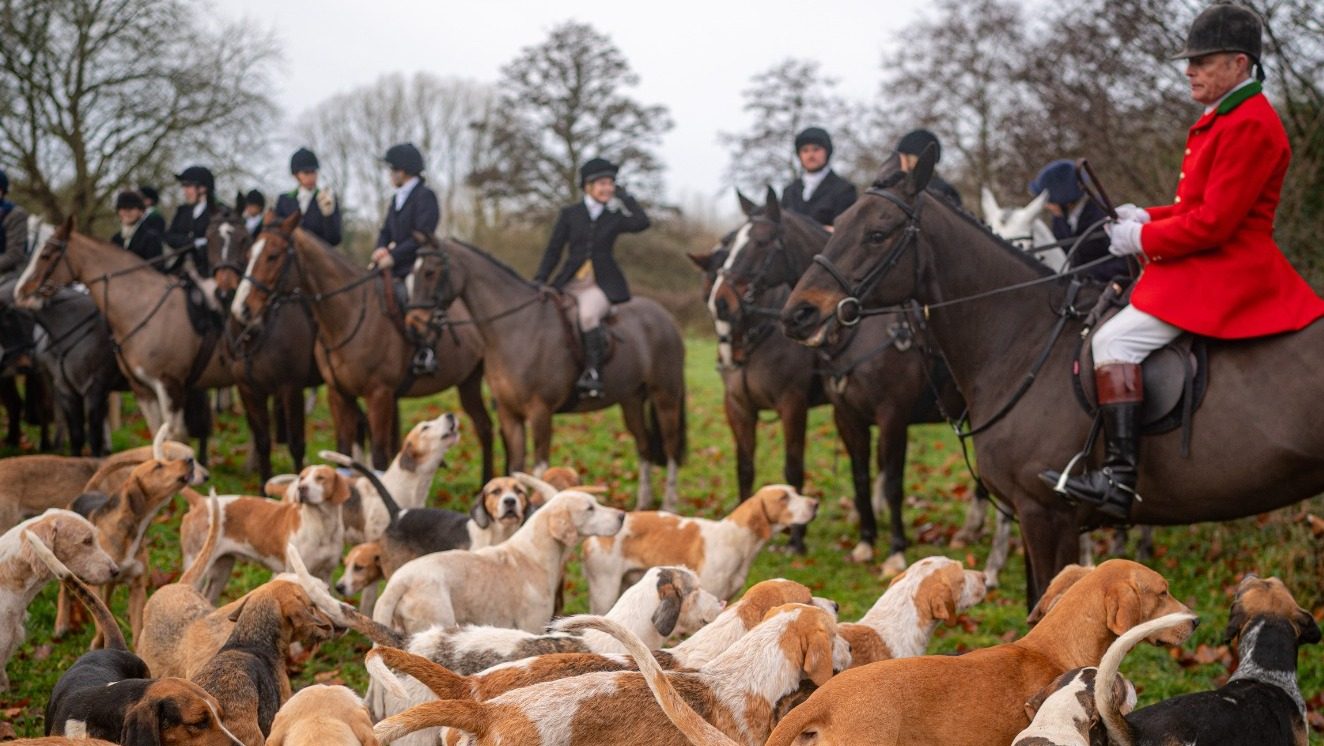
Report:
405,231,459,337
207,208,255,303
781,146,936,347
15,215,77,309
233,209,300,325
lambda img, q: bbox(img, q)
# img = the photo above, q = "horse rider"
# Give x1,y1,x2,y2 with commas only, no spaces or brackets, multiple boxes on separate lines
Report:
534,157,651,399
1042,4,1324,521
164,165,222,276
139,185,167,237
0,170,29,278
374,142,440,373
111,190,164,264
241,189,266,239
780,127,857,229
895,129,963,206
274,147,342,247
1028,159,1129,282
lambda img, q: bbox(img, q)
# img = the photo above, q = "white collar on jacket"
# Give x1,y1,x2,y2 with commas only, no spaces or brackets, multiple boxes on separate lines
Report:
801,167,832,201
394,177,420,211
584,195,606,221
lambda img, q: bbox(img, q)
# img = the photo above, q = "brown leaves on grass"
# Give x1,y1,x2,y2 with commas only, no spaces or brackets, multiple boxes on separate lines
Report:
1170,642,1232,670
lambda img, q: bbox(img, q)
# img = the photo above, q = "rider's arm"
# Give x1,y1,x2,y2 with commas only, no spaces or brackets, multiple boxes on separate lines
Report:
534,209,571,284
390,190,440,271
322,199,343,248
616,190,650,234
0,206,28,274
1141,116,1285,261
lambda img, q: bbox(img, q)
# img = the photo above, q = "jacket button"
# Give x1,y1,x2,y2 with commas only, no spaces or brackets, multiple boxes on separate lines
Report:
1185,148,1192,155
1179,172,1185,179
1174,196,1182,203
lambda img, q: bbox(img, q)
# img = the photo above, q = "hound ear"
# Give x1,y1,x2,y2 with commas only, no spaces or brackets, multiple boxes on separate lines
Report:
904,143,938,198
398,440,420,473
736,189,757,217
468,496,492,529
802,623,835,687
651,570,683,637
1105,581,1143,637
1023,684,1052,721
226,597,249,623
1296,607,1321,645
328,472,352,505
980,187,999,223
280,208,301,233
764,185,781,223
546,506,578,546
121,697,168,746
920,572,959,625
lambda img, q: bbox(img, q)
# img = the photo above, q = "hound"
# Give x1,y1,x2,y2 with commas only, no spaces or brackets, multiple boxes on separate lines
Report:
371,490,625,635
179,463,354,600
1096,575,1320,746
582,484,819,612
764,559,1195,746
1012,667,1135,746
370,604,851,746
267,684,378,746
32,522,241,746
839,555,986,667
0,511,118,691
1026,563,1094,625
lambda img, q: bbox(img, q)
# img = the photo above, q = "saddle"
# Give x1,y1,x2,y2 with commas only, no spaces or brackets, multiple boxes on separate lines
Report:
182,278,223,336
552,291,617,368
1072,286,1209,437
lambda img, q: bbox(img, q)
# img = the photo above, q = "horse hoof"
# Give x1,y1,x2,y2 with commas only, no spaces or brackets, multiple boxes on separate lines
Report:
847,542,874,564
879,552,907,578
950,529,978,548
983,572,1001,590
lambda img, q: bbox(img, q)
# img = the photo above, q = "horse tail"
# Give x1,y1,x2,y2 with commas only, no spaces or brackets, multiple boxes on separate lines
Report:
23,530,129,651
319,449,401,522
1095,612,1196,746
645,389,686,468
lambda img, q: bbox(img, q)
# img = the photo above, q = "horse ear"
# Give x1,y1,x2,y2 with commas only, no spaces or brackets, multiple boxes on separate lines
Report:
736,189,757,217
980,187,1000,222
235,191,245,210
412,230,433,247
280,209,300,233
904,143,938,198
764,185,781,223
686,251,715,271
1024,189,1050,217
59,214,75,237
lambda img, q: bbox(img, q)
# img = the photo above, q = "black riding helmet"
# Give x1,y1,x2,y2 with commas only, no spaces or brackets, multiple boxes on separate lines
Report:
244,189,266,210
383,143,425,176
1171,3,1263,81
794,127,834,160
115,190,145,211
290,147,320,174
580,157,619,188
175,165,215,194
896,129,943,164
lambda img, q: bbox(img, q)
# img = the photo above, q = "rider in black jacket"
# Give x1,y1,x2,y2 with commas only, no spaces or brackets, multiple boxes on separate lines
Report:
164,166,221,276
781,127,857,228
534,157,650,398
896,129,963,207
110,190,164,265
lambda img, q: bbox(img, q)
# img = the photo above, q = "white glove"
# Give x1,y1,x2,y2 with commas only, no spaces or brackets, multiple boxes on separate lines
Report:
193,237,207,249
1114,203,1150,224
316,187,336,217
1105,219,1144,257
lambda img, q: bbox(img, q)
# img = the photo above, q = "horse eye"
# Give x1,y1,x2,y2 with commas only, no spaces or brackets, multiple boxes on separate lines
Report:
867,231,888,244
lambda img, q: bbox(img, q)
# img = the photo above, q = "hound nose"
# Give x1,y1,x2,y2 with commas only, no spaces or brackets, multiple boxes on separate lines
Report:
781,302,821,341
502,496,517,508
298,485,309,503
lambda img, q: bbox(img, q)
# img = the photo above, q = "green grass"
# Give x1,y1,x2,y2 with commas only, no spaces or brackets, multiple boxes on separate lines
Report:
2,335,1322,740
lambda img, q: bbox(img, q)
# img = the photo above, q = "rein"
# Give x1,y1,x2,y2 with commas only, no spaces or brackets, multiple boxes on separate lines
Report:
409,247,545,326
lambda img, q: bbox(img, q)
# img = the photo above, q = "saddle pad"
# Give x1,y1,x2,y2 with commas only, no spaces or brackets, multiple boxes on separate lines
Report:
1076,329,1208,434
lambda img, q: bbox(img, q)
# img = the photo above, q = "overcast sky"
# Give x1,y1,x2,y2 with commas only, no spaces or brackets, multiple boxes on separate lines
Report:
213,0,927,211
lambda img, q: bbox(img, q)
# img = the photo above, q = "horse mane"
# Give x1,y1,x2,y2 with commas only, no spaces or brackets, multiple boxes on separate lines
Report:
444,237,538,289
921,189,1054,278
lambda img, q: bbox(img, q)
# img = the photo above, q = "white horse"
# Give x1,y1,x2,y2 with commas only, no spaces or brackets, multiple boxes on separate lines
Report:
981,187,1067,271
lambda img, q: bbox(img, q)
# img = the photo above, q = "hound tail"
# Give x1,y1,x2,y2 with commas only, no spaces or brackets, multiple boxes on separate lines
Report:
365,647,471,700
554,614,738,746
512,471,558,504
373,699,492,744
1095,612,1198,746
320,449,401,522
286,543,403,648
178,489,221,590
22,530,127,651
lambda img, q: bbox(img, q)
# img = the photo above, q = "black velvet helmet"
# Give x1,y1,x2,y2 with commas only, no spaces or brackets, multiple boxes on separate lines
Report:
115,190,145,211
139,185,159,204
175,165,215,193
896,129,942,164
580,157,619,187
794,127,834,159
290,147,319,174
1170,3,1263,64
383,143,425,175
244,189,266,210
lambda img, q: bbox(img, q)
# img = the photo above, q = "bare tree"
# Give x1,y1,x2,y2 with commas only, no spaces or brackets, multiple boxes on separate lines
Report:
294,72,496,237
720,59,856,195
0,0,279,229
472,21,673,219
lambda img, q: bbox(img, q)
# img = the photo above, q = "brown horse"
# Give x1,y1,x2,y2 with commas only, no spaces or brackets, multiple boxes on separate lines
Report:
15,218,232,449
406,234,686,509
781,151,1324,604
232,211,493,476
205,210,320,479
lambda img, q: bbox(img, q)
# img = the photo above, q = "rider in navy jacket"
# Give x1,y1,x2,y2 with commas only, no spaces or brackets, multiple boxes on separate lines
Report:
274,148,343,247
780,127,857,227
373,143,438,280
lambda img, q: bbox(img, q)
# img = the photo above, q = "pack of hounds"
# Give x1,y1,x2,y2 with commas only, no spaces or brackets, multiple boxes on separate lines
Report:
0,413,1316,745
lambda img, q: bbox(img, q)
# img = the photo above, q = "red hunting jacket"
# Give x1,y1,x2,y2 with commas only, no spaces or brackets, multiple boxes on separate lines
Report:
1133,82,1324,338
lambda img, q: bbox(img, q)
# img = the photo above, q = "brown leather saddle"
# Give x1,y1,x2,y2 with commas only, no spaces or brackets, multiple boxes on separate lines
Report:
1072,294,1209,437
552,292,618,367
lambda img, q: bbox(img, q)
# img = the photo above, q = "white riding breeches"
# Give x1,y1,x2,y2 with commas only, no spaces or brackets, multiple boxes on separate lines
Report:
566,276,610,331
1090,304,1182,366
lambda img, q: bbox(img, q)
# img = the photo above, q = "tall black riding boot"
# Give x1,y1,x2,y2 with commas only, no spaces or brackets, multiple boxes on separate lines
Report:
1040,363,1142,521
577,327,606,398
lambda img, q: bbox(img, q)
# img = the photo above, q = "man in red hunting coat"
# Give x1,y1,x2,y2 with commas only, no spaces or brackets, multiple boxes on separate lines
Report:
1043,3,1324,520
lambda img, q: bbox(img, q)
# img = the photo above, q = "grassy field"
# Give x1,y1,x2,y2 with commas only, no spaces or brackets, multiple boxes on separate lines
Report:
2,335,1322,740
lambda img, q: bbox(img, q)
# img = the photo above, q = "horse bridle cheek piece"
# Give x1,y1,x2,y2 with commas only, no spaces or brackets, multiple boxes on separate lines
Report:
34,238,73,298
811,188,925,329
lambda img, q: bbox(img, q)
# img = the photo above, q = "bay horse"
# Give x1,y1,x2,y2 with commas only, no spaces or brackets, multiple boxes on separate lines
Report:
232,211,494,477
716,188,1012,579
406,233,686,510
15,218,232,452
781,150,1324,604
206,210,320,479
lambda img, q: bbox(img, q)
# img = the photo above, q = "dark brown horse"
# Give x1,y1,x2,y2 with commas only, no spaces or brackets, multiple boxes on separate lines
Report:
206,210,320,479
233,212,493,477
406,234,687,509
781,151,1324,603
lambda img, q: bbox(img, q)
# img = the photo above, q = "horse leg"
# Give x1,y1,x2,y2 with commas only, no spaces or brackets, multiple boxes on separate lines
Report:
876,414,910,574
27,373,54,451
326,387,358,459
364,388,395,471
0,378,21,447
457,368,494,482
724,393,757,501
1017,500,1079,609
389,399,403,460
528,403,553,481
87,388,109,458
1135,526,1154,562
283,384,307,473
619,397,655,510
237,383,272,480
835,408,875,563
982,505,1014,589
779,396,808,491
952,486,990,549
